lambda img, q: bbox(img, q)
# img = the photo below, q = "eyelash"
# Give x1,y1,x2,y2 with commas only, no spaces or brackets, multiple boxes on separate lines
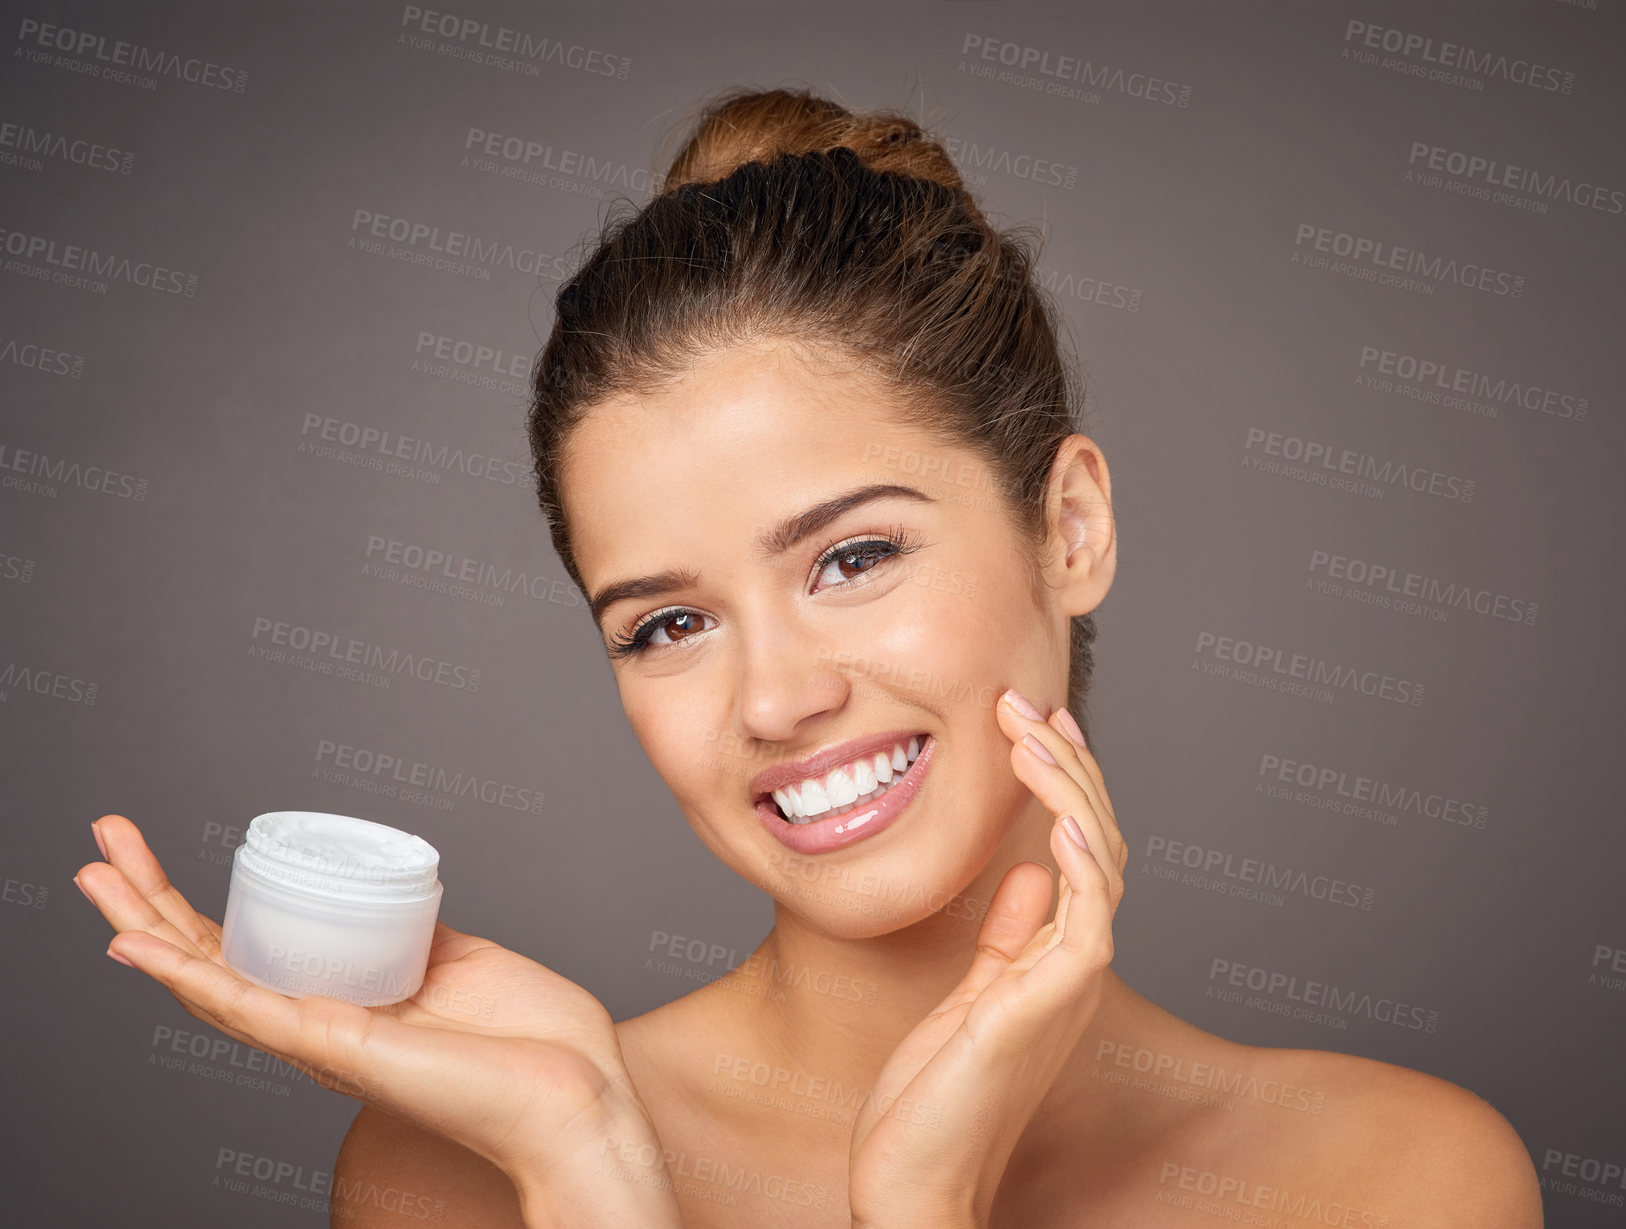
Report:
605,524,927,659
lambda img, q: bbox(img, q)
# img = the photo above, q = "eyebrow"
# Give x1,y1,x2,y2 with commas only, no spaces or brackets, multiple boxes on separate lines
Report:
587,482,936,628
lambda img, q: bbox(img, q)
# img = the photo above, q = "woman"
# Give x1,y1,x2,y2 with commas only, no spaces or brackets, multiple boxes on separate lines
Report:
75,88,1543,1228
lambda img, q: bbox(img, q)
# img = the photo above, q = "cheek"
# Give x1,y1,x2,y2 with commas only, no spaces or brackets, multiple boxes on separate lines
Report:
628,697,720,797
858,556,1019,686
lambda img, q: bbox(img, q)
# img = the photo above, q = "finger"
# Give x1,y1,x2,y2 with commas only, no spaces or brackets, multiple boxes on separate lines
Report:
106,928,383,1095
1004,732,1117,890
996,700,1124,877
1010,816,1115,1019
75,857,243,1035
1047,815,1114,969
1033,716,1120,859
949,861,1054,1001
997,696,1114,843
77,858,212,961
1045,711,1122,847
93,814,223,954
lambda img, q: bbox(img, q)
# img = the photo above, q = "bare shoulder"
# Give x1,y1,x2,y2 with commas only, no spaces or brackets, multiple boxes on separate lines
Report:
330,1103,524,1228
1253,1045,1544,1228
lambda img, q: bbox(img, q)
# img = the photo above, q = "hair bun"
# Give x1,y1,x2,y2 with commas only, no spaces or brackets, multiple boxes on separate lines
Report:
657,86,966,197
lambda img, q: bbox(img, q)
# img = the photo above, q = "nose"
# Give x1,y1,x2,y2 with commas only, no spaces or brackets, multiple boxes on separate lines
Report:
732,609,849,746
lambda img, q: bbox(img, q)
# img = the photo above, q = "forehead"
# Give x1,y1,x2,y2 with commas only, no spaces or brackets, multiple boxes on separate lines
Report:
561,339,951,579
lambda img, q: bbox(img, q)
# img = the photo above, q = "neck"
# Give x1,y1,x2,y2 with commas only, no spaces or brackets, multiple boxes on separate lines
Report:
716,801,1182,1123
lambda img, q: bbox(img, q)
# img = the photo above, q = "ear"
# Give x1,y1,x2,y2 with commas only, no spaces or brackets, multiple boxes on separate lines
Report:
1043,435,1116,617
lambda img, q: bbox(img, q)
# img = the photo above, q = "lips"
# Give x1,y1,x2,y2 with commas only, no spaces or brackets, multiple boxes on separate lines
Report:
755,733,936,855
749,728,931,800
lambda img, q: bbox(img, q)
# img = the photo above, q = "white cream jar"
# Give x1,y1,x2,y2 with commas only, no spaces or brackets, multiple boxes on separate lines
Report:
220,811,443,1007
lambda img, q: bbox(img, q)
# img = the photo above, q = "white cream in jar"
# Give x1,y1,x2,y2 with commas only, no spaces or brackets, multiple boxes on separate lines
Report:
220,811,443,1007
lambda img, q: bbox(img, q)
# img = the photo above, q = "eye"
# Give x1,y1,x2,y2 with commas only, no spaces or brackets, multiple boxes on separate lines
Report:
604,523,927,660
606,607,714,659
810,531,918,590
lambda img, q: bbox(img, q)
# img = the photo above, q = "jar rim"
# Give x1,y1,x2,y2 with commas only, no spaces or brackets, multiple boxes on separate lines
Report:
239,811,441,900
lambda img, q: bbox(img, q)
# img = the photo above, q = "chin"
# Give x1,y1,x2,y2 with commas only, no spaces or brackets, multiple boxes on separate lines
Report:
759,814,1005,941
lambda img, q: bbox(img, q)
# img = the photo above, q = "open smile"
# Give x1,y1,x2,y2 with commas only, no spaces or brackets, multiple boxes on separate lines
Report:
753,733,935,855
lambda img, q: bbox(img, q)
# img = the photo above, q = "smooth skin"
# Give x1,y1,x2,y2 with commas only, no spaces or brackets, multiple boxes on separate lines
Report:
78,336,1544,1228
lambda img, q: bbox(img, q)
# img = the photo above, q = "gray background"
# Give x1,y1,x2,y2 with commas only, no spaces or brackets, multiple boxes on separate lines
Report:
2,0,1622,1224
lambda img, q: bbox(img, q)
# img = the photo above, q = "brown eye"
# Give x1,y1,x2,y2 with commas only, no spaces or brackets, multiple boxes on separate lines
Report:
813,539,904,590
662,612,705,641
835,547,886,581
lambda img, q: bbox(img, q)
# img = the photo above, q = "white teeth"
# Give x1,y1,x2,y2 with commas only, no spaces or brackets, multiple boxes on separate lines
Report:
770,737,926,822
852,759,877,794
872,752,893,785
799,778,831,817
826,767,858,807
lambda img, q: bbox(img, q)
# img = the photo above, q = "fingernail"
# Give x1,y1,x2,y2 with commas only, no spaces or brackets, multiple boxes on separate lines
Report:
91,821,108,860
1022,732,1058,765
1061,815,1089,851
1003,689,1043,719
106,945,135,968
1054,707,1087,748
73,875,92,904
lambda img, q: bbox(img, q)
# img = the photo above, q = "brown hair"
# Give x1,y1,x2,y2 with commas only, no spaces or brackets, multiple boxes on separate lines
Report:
528,86,1101,742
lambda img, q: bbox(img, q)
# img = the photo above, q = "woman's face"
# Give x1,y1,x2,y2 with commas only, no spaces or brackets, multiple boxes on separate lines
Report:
561,336,1114,937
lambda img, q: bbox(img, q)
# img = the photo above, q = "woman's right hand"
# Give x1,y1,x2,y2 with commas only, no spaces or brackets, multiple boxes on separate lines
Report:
75,813,683,1229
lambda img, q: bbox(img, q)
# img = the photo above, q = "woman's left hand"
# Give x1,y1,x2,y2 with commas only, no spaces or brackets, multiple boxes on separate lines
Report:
847,688,1128,1229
